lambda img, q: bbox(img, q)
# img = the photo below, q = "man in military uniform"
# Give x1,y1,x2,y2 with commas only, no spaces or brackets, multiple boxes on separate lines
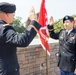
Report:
0,2,41,75
48,15,76,75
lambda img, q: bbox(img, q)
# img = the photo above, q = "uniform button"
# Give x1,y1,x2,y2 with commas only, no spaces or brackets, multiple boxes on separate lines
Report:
15,69,17,71
63,52,64,53
73,59,74,60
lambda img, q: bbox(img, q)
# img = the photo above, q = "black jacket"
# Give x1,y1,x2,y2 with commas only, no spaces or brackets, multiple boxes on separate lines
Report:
0,20,41,72
49,25,76,72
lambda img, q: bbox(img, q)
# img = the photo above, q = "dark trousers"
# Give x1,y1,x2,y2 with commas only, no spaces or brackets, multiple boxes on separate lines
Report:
0,69,20,75
60,69,76,75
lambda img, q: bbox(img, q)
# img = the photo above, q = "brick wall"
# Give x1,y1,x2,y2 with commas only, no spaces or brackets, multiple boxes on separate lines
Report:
17,42,60,75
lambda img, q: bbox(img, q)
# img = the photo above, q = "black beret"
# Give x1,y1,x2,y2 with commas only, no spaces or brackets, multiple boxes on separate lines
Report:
0,2,16,13
63,15,74,23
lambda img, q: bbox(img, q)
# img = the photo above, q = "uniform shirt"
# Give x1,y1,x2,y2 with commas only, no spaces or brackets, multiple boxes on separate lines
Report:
66,28,73,35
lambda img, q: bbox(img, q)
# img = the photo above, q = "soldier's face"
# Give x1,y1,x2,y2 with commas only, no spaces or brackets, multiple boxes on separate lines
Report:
63,20,74,30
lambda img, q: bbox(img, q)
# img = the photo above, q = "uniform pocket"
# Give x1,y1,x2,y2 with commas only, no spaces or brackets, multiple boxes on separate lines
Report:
66,56,75,64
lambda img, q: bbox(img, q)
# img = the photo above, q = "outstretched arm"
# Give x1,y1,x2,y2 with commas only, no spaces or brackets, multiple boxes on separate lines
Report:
48,16,60,39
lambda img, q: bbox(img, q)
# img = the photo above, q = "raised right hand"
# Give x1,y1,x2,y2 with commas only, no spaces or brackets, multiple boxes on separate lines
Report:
49,16,54,26
29,7,37,21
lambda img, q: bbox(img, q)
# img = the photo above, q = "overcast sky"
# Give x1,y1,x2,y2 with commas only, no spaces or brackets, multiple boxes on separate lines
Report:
0,0,76,23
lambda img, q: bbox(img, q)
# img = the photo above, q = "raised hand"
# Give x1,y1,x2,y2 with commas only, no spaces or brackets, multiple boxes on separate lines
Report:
29,6,37,21
49,16,54,26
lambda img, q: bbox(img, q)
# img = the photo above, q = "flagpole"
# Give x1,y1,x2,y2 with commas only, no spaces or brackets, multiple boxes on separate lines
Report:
45,30,48,75
46,48,48,75
38,0,49,74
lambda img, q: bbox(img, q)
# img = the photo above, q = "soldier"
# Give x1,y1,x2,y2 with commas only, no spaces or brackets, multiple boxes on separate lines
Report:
48,15,76,75
0,2,41,75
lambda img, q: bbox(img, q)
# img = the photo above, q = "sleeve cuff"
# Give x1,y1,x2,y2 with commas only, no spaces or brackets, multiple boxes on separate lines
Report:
30,20,41,30
47,25,54,32
47,25,54,29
